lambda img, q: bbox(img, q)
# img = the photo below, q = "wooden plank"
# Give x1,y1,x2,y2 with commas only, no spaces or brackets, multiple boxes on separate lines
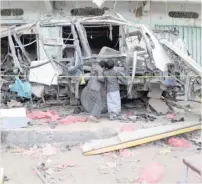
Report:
84,123,201,155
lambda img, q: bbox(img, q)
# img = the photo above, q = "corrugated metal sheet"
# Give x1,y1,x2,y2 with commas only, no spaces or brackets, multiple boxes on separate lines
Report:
155,25,202,66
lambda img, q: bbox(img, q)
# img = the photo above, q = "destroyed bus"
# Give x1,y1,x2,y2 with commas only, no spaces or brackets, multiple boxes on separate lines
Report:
1,12,201,112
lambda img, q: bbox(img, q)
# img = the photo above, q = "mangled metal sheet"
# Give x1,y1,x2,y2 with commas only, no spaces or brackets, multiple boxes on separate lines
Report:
38,26,62,60
29,60,62,85
138,25,174,72
160,39,202,75
1,23,36,38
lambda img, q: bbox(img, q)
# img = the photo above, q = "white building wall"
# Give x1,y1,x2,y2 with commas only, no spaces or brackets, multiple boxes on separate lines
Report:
1,1,48,23
1,1,201,28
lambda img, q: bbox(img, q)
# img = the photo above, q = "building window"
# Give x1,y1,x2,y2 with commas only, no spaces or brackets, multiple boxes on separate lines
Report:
1,9,24,16
169,11,199,19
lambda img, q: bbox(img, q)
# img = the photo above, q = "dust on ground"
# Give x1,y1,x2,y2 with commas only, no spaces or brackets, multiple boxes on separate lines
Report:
1,137,201,184
1,101,201,183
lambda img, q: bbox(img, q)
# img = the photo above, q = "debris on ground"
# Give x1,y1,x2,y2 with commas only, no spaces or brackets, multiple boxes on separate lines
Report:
148,99,170,115
136,113,157,122
106,162,117,168
33,166,51,184
59,115,88,124
3,176,9,182
42,144,57,157
7,100,23,108
73,106,84,114
119,149,134,157
166,113,176,120
159,147,172,154
126,111,133,117
168,137,192,148
191,138,202,148
27,110,60,123
171,117,185,123
56,163,76,170
126,112,157,122
138,162,164,183
120,124,136,132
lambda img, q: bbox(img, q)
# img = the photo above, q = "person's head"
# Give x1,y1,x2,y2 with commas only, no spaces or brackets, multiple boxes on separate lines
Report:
99,60,106,68
107,59,115,70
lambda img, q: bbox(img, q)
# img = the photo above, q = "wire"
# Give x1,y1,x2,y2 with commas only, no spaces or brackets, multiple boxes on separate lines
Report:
14,39,37,48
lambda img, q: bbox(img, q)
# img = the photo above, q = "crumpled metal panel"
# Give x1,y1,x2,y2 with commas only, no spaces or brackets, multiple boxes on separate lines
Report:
38,26,62,60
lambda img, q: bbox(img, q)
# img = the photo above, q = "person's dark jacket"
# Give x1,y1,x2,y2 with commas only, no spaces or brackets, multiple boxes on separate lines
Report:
104,69,127,92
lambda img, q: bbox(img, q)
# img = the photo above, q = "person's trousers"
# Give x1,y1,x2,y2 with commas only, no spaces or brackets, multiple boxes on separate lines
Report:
90,90,102,118
107,90,121,116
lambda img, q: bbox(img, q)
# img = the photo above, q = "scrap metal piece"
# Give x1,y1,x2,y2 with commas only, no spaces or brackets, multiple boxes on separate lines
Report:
127,51,137,96
139,24,174,72
33,167,49,184
160,39,202,101
160,39,202,76
1,23,36,38
8,29,23,73
13,31,32,64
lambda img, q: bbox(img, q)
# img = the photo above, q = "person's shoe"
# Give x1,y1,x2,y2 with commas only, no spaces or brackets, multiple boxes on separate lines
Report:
88,115,100,122
110,116,115,120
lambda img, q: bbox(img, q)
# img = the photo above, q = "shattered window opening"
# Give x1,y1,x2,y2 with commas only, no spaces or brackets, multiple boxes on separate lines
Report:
1,34,37,74
1,8,24,16
62,26,75,59
19,34,38,61
168,11,199,19
84,25,120,54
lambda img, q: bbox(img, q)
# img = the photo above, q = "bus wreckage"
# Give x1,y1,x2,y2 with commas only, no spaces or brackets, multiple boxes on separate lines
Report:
1,12,201,113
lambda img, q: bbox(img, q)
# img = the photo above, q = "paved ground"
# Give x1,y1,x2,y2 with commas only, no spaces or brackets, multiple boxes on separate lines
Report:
1,142,201,184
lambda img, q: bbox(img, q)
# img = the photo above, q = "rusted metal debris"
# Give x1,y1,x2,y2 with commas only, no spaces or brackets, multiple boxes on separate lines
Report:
1,12,201,110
